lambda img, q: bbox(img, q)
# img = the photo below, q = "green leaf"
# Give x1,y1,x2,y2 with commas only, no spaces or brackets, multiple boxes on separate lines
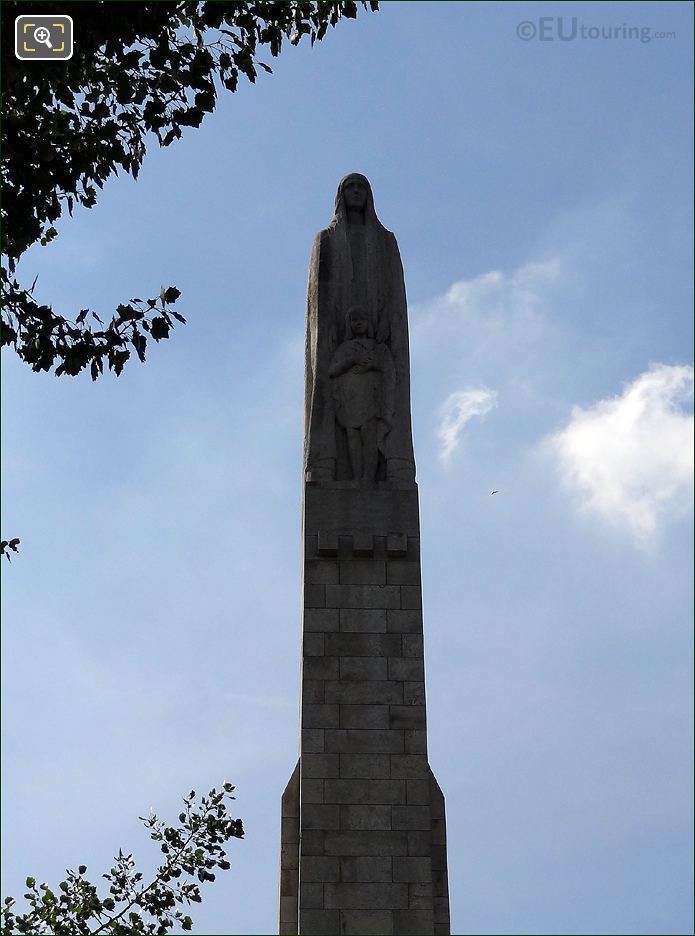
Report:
132,331,147,363
150,317,169,341
194,90,216,112
162,286,181,304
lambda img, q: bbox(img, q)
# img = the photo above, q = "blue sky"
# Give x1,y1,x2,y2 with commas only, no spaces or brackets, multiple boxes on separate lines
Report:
2,2,693,934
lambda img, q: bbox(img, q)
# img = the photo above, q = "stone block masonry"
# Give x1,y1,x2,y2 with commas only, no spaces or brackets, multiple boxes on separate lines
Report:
280,486,450,935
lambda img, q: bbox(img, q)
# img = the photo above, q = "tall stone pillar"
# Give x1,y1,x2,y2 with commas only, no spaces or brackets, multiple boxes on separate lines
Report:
279,175,450,936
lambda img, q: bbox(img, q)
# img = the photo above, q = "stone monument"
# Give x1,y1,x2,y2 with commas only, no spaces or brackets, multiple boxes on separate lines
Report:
279,174,450,935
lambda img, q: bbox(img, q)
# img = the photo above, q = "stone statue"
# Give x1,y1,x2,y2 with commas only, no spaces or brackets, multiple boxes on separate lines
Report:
328,304,395,483
282,173,451,936
304,173,416,485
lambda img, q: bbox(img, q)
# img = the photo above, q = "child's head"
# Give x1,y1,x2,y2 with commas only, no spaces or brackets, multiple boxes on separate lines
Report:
346,305,372,338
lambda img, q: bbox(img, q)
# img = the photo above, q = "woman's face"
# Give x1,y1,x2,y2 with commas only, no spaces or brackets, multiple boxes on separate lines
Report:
342,176,368,212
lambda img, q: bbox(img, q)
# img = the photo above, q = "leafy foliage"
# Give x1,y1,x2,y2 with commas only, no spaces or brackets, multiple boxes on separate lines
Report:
1,784,244,935
1,0,378,379
1,538,20,562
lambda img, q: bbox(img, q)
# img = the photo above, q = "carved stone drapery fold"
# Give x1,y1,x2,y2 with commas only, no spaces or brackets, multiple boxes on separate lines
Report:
304,174,416,486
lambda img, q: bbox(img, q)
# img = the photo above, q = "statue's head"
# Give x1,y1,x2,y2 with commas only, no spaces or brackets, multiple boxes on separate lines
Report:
341,174,369,212
334,173,376,222
345,304,373,339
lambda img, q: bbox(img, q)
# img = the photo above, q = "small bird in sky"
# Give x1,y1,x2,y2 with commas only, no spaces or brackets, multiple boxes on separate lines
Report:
491,490,500,495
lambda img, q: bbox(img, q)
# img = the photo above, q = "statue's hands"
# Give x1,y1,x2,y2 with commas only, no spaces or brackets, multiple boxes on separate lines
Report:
352,350,374,372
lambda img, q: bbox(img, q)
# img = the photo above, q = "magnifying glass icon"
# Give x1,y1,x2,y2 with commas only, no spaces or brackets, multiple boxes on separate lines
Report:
33,26,53,49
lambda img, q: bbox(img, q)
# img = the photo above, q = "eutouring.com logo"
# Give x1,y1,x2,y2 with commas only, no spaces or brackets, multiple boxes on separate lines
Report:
516,17,676,43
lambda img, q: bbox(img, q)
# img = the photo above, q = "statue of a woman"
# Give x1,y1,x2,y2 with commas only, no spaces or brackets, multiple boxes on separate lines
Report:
304,173,416,485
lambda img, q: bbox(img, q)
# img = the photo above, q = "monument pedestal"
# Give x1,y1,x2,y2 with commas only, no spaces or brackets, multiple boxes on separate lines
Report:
280,484,450,935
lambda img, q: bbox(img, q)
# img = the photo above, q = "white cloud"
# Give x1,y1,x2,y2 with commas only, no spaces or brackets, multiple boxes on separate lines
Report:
437,387,497,462
413,259,559,465
545,364,694,542
412,259,561,355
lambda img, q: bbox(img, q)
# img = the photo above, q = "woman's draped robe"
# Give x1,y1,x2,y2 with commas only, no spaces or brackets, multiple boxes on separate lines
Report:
304,175,416,485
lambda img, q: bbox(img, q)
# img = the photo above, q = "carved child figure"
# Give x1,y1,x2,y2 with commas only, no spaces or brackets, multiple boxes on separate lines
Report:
328,305,396,483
